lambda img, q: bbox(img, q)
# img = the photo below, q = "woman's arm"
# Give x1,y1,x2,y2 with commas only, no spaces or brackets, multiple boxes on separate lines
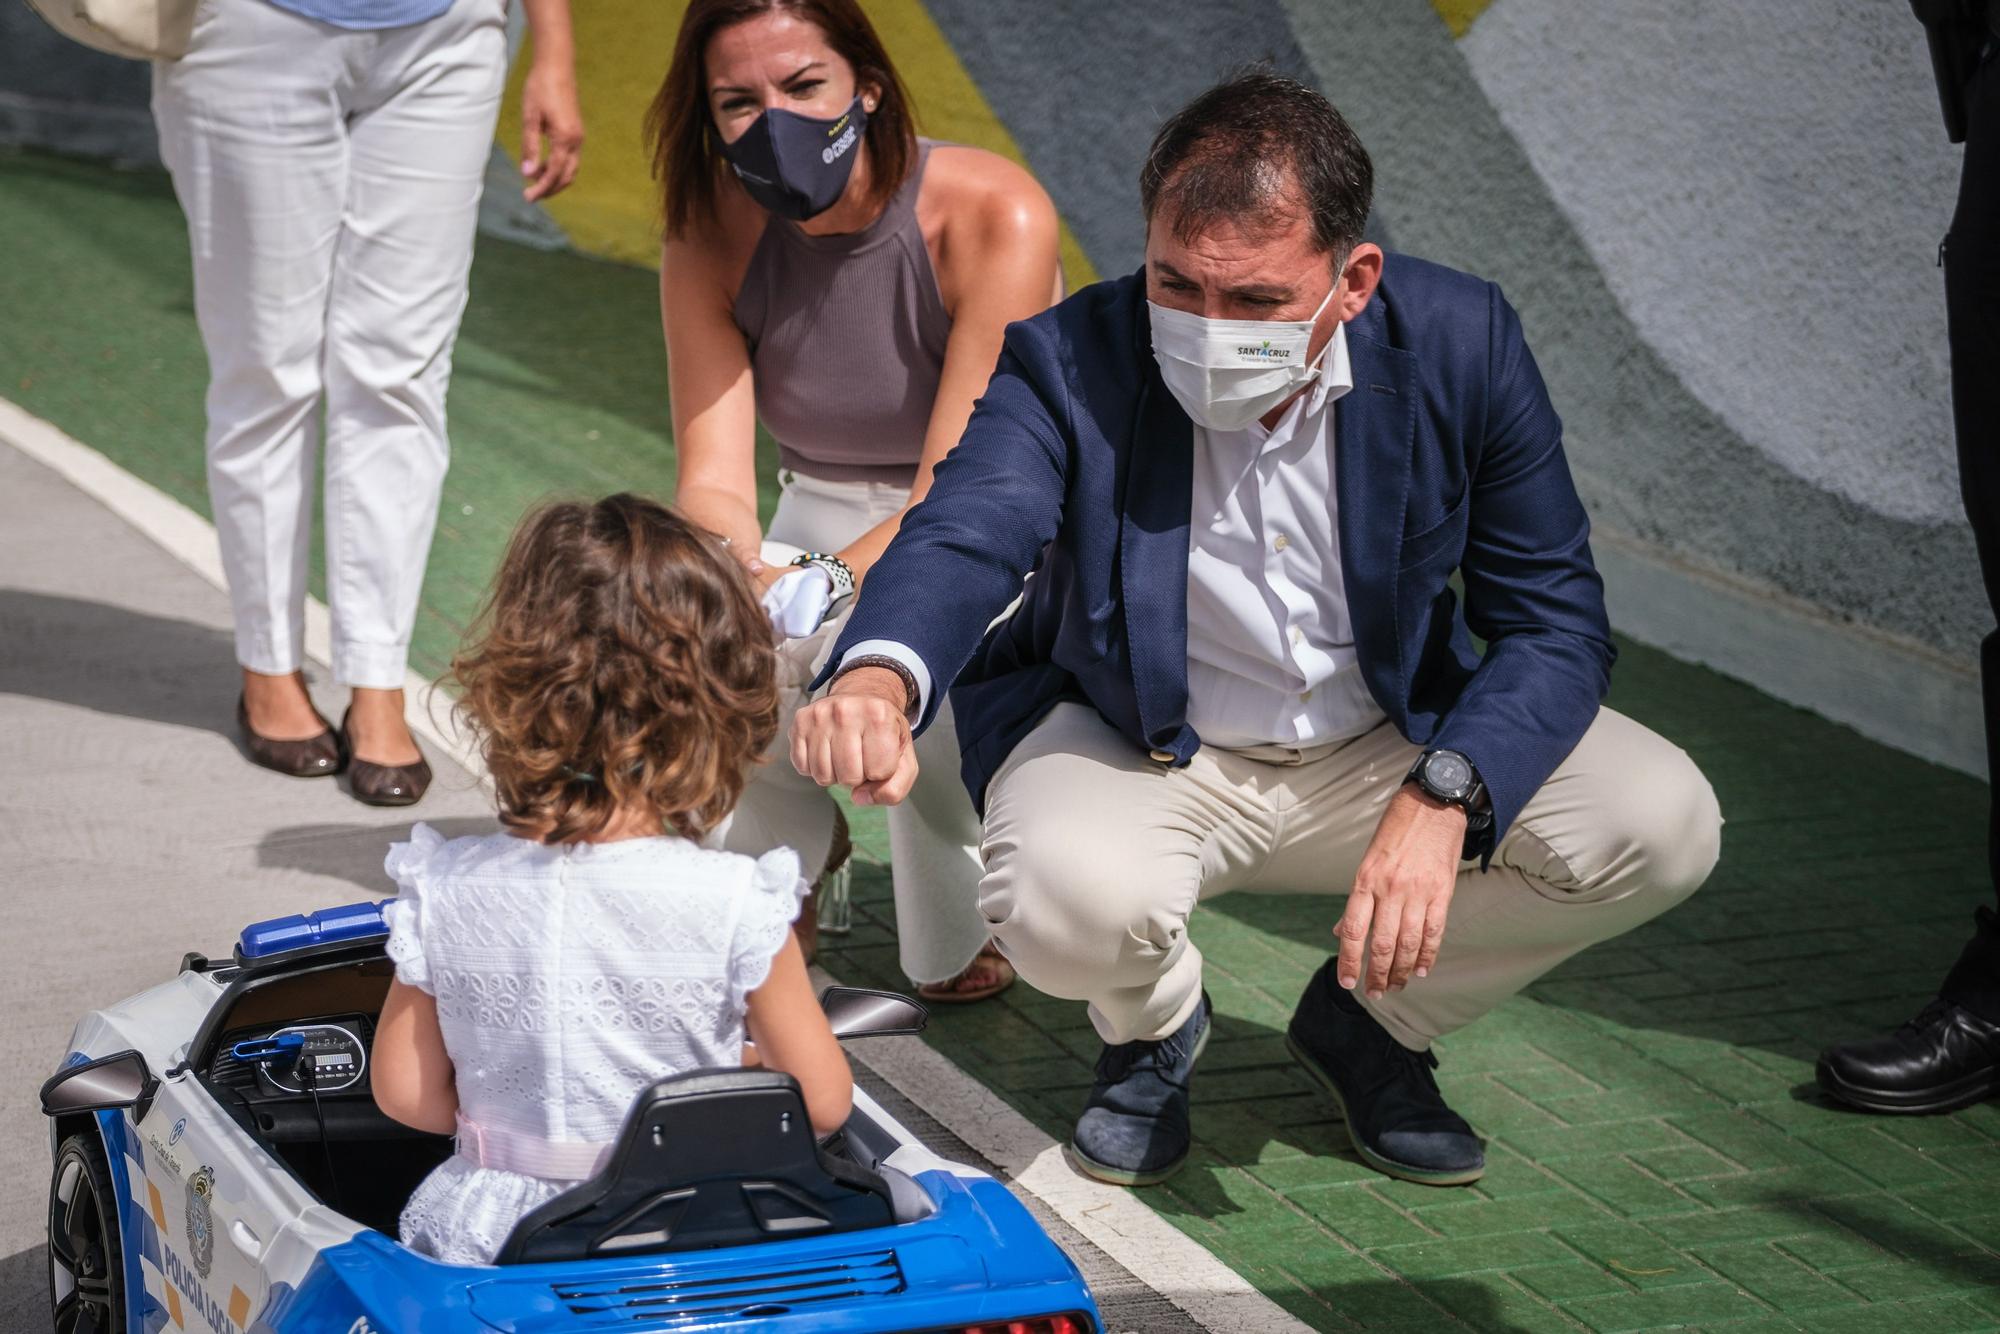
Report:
517,0,583,203
663,230,769,570
744,934,853,1135
832,150,1061,582
372,979,459,1135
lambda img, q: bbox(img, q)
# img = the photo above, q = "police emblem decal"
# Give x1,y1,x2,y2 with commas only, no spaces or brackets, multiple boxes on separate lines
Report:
187,1166,216,1279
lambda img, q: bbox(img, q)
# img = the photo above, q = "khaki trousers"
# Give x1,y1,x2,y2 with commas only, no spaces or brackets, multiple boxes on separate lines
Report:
978,703,1722,1049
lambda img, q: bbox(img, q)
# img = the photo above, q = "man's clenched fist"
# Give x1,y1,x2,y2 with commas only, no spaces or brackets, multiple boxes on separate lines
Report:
790,666,919,806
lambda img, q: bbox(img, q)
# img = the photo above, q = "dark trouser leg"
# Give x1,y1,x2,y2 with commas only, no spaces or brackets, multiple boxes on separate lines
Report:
1942,49,2000,1024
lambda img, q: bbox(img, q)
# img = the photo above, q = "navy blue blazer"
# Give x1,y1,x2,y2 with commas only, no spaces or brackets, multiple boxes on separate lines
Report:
823,255,1615,851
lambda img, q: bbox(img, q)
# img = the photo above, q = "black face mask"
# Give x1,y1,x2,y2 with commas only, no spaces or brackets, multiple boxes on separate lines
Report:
718,96,868,222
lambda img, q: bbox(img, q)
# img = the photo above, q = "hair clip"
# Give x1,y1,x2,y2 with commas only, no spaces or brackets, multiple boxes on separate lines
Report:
560,765,599,783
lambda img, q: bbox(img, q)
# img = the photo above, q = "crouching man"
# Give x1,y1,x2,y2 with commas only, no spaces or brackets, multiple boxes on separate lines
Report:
792,71,1722,1188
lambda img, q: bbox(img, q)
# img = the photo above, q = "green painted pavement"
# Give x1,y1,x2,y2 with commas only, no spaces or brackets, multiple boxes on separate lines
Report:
4,146,1998,1333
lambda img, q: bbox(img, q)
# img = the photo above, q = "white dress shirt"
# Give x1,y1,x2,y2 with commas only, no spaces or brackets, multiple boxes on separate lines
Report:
1184,323,1384,748
841,323,1386,750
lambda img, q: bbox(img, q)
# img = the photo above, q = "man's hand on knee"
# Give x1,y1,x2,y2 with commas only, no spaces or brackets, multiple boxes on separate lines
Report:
1336,785,1466,1000
790,667,919,806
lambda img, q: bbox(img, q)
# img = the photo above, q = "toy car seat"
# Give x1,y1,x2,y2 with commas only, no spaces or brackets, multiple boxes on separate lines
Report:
495,1069,896,1263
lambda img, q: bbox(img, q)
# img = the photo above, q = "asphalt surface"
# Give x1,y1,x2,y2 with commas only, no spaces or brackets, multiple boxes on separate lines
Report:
0,434,1191,1332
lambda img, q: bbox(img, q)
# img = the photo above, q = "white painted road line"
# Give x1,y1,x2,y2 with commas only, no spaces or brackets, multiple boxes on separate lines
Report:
1,393,1315,1334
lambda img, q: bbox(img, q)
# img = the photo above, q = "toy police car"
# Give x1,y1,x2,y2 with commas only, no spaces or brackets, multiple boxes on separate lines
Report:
43,900,1101,1333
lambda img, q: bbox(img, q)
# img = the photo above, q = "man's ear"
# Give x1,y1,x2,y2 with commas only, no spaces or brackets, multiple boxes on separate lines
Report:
1338,243,1385,321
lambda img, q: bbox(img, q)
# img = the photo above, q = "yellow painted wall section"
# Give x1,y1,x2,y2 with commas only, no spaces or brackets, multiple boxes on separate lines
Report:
497,1,1098,288
1430,0,1497,39
497,5,689,267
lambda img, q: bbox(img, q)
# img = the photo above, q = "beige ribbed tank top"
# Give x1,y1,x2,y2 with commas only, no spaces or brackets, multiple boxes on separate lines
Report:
732,139,951,489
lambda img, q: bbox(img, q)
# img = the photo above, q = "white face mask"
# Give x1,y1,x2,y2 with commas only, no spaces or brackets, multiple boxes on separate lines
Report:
1147,272,1341,433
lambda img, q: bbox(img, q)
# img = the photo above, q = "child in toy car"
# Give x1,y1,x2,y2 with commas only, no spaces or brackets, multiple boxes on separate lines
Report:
369,492,853,1264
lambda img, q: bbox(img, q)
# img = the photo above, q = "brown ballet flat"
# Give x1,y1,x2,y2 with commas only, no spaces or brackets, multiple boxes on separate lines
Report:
339,708,432,807
237,695,345,777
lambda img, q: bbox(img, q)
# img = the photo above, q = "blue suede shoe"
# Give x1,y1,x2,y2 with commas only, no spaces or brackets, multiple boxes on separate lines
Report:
1287,962,1485,1186
1068,993,1212,1186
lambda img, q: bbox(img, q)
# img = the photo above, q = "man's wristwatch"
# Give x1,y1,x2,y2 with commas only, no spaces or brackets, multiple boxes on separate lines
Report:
1407,748,1494,857
832,654,920,723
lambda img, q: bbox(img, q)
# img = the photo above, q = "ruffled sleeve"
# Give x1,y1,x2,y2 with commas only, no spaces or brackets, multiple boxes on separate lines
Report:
382,822,447,994
727,847,809,1015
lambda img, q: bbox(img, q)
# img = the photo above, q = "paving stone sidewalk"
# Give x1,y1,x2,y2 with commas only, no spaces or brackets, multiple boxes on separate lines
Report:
5,145,1998,1332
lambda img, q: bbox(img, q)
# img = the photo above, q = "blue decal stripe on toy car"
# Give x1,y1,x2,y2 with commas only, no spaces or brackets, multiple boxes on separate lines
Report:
96,1109,162,1333
137,1209,162,1270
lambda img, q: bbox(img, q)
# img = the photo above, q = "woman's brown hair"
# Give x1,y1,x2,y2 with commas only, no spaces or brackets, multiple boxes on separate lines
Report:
646,0,918,239
451,494,779,845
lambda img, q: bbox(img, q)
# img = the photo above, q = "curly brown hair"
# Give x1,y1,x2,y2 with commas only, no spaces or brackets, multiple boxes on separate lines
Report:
451,494,779,845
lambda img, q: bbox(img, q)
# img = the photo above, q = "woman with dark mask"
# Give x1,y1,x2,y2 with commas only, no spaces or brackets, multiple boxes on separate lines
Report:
649,0,1061,1001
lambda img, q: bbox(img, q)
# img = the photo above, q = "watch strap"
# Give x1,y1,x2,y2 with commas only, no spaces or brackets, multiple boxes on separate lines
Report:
790,551,856,609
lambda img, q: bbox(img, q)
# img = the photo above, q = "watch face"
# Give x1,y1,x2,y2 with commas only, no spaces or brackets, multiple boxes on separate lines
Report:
1425,751,1471,796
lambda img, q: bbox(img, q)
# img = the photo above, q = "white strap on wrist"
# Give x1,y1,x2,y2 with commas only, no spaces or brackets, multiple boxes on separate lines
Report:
761,565,834,639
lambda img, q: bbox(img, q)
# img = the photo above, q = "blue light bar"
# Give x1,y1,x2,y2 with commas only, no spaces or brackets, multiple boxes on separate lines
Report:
238,900,393,960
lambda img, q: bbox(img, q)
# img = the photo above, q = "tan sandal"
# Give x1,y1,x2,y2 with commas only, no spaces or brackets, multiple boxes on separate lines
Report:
917,942,1016,1005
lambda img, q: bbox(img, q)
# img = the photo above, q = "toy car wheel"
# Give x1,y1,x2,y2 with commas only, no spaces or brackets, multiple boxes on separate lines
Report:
49,1132,125,1334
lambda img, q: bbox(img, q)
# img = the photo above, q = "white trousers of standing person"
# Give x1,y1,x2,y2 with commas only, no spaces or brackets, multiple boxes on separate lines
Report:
151,0,507,688
715,469,992,986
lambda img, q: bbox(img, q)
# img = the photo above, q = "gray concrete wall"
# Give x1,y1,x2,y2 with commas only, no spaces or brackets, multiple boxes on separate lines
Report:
0,6,160,163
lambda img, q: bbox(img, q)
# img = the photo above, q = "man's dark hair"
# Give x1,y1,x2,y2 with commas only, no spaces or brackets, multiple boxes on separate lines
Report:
1140,68,1374,261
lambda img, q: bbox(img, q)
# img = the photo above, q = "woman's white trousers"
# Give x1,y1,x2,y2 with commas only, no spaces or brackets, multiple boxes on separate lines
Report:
152,0,506,686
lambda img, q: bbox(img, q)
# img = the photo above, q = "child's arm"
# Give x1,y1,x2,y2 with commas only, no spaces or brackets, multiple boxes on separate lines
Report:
372,979,460,1135
744,935,853,1136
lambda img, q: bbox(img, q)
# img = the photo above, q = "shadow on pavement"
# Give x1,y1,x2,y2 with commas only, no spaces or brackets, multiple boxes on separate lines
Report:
1216,1274,1536,1332
0,1243,47,1326
0,589,236,735
1772,1190,2000,1295
1310,1277,1534,1332
257,818,498,894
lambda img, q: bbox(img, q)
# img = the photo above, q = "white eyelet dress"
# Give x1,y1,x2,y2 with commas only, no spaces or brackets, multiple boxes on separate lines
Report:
381,822,807,1265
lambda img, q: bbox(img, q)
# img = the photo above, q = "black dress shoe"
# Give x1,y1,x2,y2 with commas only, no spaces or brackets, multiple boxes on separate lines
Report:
1817,998,2000,1115
340,709,432,807
1069,993,1211,1187
236,696,344,777
1287,961,1484,1186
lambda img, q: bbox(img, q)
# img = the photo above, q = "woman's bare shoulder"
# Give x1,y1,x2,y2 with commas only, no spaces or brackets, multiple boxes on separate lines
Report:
663,182,770,299
922,143,1057,240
